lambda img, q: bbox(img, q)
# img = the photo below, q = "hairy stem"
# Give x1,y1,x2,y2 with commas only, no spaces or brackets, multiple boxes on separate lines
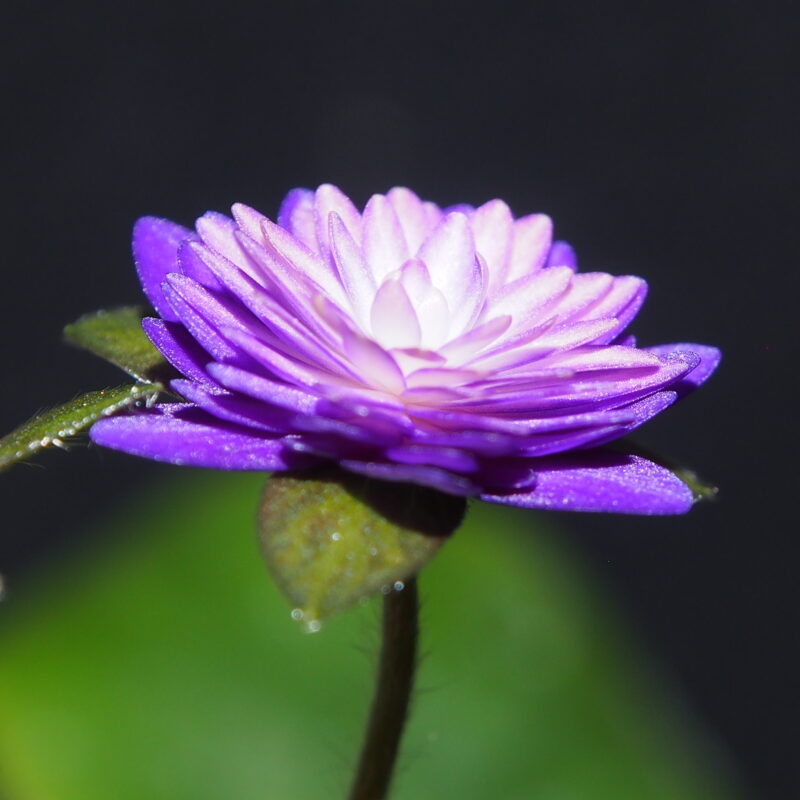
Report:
348,578,419,800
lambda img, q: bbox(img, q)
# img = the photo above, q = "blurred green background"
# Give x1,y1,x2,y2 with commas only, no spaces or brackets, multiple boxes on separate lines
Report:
0,472,741,799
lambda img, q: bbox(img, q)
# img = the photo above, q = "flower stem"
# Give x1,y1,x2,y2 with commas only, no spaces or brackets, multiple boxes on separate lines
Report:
348,578,419,800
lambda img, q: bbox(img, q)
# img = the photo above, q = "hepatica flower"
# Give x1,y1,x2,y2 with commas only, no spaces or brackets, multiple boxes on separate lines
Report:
90,185,719,514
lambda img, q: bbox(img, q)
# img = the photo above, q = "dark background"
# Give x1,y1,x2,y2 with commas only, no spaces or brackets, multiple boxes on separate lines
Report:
1,2,796,797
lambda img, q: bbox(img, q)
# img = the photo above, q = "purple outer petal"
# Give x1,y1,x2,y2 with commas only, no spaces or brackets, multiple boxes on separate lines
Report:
132,217,193,321
644,344,721,397
481,451,693,514
90,409,317,471
142,318,217,386
340,459,480,496
544,240,577,270
170,379,296,433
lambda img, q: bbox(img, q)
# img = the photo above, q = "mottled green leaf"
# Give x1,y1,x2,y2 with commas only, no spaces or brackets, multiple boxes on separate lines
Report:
258,468,466,629
0,383,162,472
64,306,169,381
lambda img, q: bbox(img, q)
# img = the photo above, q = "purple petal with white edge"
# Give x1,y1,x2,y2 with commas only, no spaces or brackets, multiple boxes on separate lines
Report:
515,396,680,455
644,344,721,396
370,279,421,349
189,242,353,376
341,329,406,393
574,391,678,450
340,459,480,496
422,201,444,231
290,413,404,447
408,403,641,436
384,444,479,473
165,272,262,336
405,366,482,389
525,317,620,354
514,420,636,458
229,202,264,241
195,212,266,287
468,352,697,415
277,188,317,248
236,234,340,341
362,194,410,282
316,391,411,431
489,266,573,330
579,276,647,334
220,324,360,389
162,280,244,363
260,218,348,306
530,344,664,374
386,187,432,254
281,436,374,462
440,315,512,363
471,199,513,289
314,183,363,258
178,240,223,291
547,272,614,321
329,212,375,328
504,214,553,284
472,318,619,373
142,317,217,386
400,386,466,404
132,217,193,321
207,363,320,414
170,379,297,433
482,451,693,514
544,240,578,270
91,409,315,471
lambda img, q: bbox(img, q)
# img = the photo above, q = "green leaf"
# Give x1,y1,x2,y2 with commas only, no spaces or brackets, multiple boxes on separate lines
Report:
671,465,718,502
258,468,466,629
64,306,169,381
0,383,162,472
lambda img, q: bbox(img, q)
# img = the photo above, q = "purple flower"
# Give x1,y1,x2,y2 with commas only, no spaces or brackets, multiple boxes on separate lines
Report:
90,185,719,514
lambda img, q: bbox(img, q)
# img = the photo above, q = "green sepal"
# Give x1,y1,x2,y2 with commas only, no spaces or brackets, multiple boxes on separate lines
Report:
0,383,162,472
64,306,170,382
258,467,466,630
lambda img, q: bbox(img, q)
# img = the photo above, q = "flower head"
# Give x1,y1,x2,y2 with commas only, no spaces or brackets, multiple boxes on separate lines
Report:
91,185,719,514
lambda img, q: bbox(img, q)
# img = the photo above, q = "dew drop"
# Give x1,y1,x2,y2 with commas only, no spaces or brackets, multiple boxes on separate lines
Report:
393,580,405,592
290,608,305,621
305,619,322,634
331,531,342,542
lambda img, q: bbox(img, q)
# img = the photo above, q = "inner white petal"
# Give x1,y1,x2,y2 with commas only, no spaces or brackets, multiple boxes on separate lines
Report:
363,194,409,282
370,279,422,349
471,199,513,289
329,212,375,330
393,259,450,349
